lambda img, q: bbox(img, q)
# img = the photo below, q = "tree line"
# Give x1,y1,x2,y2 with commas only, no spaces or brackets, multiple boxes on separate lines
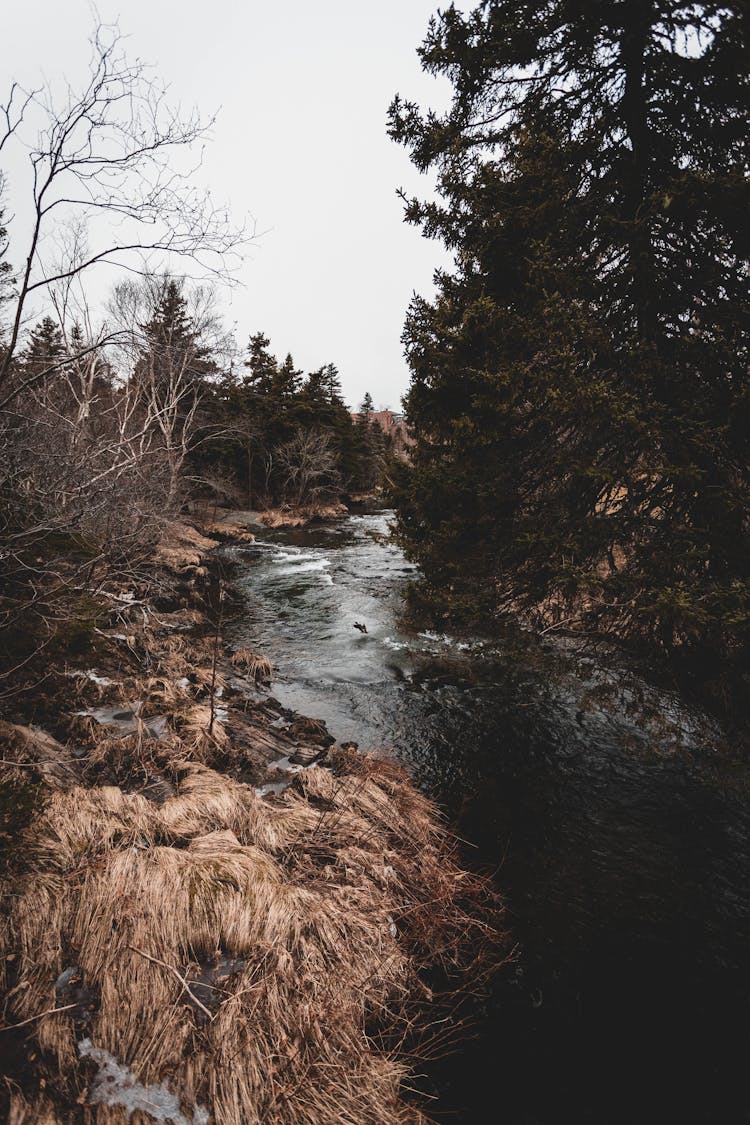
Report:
0,267,388,691
389,0,749,708
195,327,389,509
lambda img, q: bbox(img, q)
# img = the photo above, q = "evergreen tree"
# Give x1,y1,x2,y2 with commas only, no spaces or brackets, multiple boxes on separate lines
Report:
389,1,750,674
359,391,374,422
299,367,330,418
139,277,213,389
354,391,382,490
274,352,303,398
243,331,278,395
22,316,66,380
322,362,345,407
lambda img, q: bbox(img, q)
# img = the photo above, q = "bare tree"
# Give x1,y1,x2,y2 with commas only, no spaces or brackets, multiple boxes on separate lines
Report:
276,429,342,508
0,20,247,404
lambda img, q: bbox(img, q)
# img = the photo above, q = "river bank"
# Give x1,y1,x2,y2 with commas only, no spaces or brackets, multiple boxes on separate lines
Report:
0,517,504,1123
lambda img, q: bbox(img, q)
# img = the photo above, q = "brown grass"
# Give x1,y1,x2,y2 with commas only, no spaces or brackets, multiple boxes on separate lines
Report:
230,648,273,684
154,522,220,572
0,748,504,1124
258,503,348,529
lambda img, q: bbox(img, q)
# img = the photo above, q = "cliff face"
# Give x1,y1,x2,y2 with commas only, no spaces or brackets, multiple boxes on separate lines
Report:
0,518,505,1124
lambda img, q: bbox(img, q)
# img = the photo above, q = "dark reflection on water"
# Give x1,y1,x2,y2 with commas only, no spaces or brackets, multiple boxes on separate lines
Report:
226,511,750,1124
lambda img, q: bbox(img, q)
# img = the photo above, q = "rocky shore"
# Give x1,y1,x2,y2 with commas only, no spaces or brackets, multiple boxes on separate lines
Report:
0,516,504,1124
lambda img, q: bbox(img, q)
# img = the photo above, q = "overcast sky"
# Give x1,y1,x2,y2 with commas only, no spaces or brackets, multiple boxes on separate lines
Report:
0,1,457,409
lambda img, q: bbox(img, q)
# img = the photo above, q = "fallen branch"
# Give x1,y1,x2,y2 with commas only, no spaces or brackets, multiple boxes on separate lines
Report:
129,946,213,1021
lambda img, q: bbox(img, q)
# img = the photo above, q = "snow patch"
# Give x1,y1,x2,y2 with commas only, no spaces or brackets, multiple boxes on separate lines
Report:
78,1038,209,1124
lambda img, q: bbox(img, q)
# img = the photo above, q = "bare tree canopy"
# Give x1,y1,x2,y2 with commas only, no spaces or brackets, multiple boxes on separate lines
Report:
0,20,248,396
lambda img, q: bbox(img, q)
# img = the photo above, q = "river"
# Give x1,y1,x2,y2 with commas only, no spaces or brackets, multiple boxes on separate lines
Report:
224,510,750,1125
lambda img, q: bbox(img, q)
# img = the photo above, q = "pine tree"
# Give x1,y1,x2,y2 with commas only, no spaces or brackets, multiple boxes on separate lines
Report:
243,332,278,395
274,353,303,398
140,278,212,389
389,1,750,676
354,391,382,490
322,362,345,407
359,391,374,422
22,316,66,380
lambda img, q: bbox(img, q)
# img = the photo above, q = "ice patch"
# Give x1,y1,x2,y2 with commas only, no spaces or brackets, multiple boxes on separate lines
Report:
66,669,117,687
78,1038,209,1124
267,755,304,774
255,754,305,797
74,701,167,739
255,779,292,798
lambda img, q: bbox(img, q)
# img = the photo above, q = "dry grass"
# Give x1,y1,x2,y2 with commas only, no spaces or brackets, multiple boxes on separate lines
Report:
258,503,348,529
171,702,231,756
0,749,504,1124
154,522,220,572
230,648,273,684
0,722,80,791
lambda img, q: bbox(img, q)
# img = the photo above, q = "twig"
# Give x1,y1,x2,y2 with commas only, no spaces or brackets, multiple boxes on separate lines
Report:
0,1003,78,1031
128,946,213,1021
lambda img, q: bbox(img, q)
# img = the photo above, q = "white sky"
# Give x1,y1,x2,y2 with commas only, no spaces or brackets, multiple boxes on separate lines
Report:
0,1,457,409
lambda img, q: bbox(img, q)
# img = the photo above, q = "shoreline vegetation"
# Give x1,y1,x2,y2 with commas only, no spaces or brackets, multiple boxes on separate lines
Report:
0,508,506,1124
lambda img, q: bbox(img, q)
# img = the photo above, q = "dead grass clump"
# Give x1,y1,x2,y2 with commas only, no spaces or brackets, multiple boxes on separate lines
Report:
154,521,219,572
1,754,504,1124
4,1092,60,1124
202,518,256,543
258,503,349,528
139,674,192,714
170,703,230,757
230,648,273,683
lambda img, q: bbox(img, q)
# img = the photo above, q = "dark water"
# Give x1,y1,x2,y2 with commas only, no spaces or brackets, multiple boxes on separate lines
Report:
226,511,750,1125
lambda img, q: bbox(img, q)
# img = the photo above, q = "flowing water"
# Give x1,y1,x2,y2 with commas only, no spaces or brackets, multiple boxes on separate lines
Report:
225,510,750,1125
